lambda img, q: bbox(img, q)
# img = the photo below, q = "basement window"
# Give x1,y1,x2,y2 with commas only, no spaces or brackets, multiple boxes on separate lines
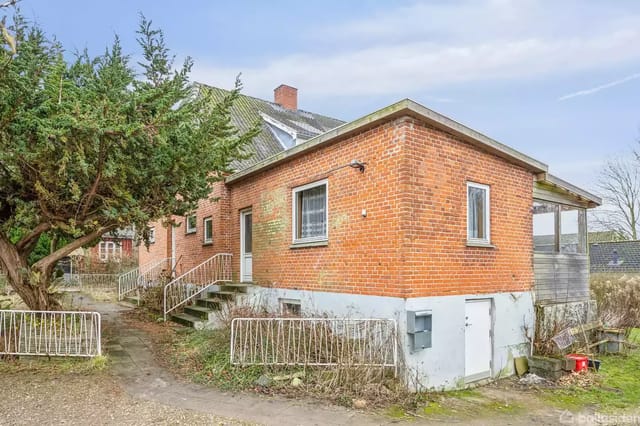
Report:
292,179,328,244
203,217,213,244
280,299,301,317
186,214,197,234
467,182,490,244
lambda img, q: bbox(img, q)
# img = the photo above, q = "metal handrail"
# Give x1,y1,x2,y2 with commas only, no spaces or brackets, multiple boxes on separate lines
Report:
163,253,232,320
118,257,173,301
0,310,101,357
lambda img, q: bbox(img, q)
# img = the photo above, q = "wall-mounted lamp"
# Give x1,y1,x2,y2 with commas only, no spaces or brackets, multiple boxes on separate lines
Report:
349,159,366,173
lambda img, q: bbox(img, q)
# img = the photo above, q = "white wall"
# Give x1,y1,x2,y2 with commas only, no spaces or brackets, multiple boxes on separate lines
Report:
244,287,534,390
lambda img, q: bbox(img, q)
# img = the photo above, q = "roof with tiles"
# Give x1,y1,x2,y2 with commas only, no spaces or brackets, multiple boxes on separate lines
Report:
202,84,345,171
589,240,640,273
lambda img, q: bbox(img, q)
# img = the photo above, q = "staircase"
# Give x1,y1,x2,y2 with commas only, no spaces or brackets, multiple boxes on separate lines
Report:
162,253,234,323
170,283,251,329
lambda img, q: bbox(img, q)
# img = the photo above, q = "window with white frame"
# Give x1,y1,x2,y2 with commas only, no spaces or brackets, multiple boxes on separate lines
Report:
98,241,121,261
148,227,156,244
467,182,490,244
186,214,197,234
203,217,213,244
292,180,328,243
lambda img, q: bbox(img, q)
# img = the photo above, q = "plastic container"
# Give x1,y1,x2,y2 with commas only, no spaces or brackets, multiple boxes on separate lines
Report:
566,354,589,372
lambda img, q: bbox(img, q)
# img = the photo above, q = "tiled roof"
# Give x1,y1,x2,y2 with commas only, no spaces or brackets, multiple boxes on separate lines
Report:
202,84,345,171
589,240,640,273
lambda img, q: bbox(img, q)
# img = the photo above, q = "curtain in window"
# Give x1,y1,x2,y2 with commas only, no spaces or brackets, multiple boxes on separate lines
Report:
301,186,326,239
468,186,485,239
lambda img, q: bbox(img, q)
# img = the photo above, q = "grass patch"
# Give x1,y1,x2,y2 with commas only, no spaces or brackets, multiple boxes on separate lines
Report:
168,327,264,391
546,328,640,412
0,355,109,374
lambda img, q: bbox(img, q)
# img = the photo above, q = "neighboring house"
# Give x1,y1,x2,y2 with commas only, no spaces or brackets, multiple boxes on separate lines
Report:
141,84,601,389
590,240,640,273
77,228,137,273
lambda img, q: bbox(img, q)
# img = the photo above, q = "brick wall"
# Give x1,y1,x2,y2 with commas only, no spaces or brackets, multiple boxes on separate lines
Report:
138,220,171,267
400,119,534,297
141,115,534,298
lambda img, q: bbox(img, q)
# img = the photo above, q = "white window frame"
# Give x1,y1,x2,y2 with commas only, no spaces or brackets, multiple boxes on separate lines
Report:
186,214,197,234
292,179,329,244
148,227,156,244
203,217,213,244
466,182,491,245
98,241,121,262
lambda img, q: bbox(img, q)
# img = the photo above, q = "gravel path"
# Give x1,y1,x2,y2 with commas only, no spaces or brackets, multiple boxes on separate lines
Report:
0,369,246,426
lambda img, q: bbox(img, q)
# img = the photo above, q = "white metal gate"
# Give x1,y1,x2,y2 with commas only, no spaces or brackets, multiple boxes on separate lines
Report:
0,310,102,357
230,318,397,370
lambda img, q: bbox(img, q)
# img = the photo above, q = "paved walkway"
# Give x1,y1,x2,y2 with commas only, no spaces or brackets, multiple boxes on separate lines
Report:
76,296,387,426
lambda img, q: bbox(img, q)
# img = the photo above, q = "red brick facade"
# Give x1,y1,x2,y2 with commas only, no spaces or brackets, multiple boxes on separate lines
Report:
140,115,534,298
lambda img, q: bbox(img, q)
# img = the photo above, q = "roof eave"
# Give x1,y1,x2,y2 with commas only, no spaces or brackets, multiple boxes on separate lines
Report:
537,173,602,207
226,98,548,184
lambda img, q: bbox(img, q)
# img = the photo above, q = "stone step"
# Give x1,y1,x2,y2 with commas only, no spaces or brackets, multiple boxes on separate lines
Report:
206,290,236,300
123,295,142,305
220,283,251,293
184,305,216,320
170,312,206,330
196,297,223,309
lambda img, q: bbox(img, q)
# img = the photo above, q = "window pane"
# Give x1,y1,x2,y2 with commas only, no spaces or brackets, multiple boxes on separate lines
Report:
204,218,212,242
187,215,197,231
244,213,252,253
468,186,486,239
299,185,326,239
533,201,557,252
560,205,586,254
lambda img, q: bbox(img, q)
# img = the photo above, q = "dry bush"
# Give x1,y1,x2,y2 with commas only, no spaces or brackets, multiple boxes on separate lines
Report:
140,286,164,312
591,273,640,328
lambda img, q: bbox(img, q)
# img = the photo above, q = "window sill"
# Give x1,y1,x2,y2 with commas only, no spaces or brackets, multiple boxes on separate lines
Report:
290,240,328,249
202,241,213,246
185,231,196,235
466,241,495,248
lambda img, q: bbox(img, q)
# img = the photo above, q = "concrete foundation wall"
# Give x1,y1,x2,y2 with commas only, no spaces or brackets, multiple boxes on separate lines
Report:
245,287,534,390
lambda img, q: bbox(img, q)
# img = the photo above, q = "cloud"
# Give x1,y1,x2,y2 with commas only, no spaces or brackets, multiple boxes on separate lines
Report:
558,72,640,101
190,1,640,99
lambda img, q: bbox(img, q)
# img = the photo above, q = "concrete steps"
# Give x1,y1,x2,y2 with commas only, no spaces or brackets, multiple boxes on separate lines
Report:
169,282,253,329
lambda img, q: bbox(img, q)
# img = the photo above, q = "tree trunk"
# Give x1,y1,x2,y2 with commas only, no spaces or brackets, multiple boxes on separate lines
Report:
4,263,61,311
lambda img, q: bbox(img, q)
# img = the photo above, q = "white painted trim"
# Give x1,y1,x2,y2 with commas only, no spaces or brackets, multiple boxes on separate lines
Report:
240,208,252,282
466,181,491,245
291,178,329,245
203,217,213,244
259,111,297,148
185,214,197,234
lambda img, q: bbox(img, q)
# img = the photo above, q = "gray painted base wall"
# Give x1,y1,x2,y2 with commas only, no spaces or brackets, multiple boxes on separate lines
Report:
243,287,534,391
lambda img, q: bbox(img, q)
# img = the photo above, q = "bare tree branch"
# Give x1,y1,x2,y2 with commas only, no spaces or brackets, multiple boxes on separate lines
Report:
0,1,19,8
596,157,640,240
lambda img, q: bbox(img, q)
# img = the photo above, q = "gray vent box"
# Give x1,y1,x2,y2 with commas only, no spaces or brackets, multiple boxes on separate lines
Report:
407,310,432,351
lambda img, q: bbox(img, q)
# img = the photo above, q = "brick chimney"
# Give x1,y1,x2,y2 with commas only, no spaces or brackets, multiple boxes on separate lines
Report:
274,84,298,110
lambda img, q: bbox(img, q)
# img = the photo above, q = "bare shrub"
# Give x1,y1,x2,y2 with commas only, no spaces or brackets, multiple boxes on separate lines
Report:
591,273,640,328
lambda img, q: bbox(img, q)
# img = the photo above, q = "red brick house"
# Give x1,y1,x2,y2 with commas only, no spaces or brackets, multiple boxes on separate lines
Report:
140,84,600,389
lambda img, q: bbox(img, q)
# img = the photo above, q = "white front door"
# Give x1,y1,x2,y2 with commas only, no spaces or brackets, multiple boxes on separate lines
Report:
464,299,493,382
240,210,253,282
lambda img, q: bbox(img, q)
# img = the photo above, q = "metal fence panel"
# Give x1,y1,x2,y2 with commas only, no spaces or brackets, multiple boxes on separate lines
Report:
230,318,397,370
0,310,101,357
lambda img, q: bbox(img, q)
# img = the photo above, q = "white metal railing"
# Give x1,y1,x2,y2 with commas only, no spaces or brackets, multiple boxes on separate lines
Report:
0,310,101,357
163,253,232,320
118,257,173,301
65,274,119,290
230,318,397,371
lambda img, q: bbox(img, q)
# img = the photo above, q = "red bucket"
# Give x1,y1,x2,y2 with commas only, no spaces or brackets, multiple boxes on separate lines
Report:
566,354,589,372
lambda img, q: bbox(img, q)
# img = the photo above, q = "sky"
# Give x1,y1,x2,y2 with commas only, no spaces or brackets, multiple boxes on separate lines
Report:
14,0,640,194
